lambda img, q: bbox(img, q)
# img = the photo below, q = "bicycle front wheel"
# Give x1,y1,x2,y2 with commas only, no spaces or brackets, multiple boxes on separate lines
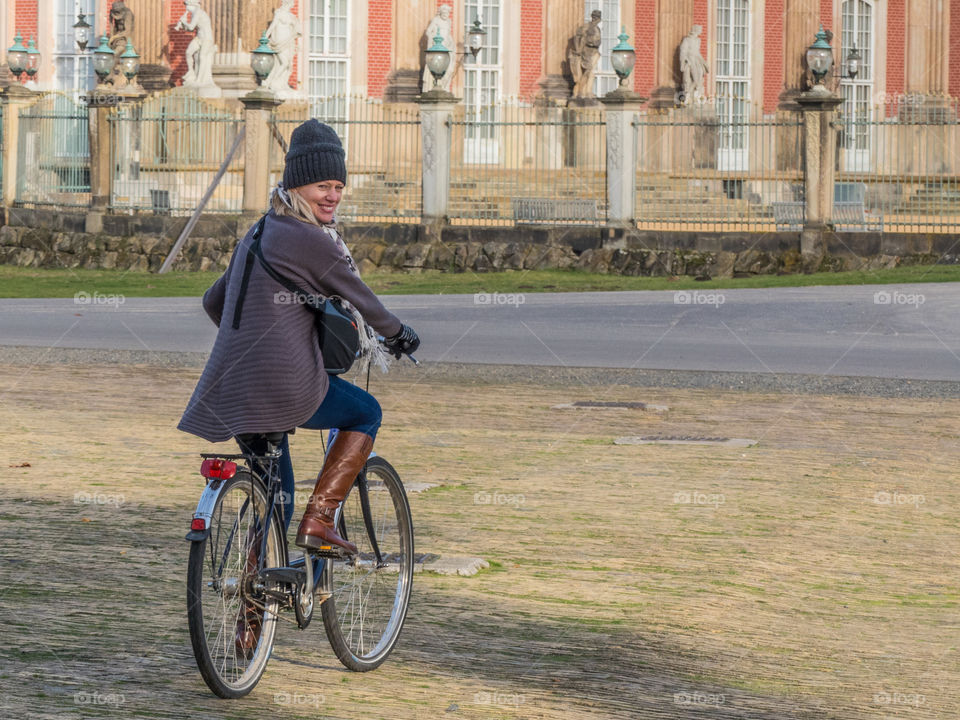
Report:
321,456,414,671
187,470,283,697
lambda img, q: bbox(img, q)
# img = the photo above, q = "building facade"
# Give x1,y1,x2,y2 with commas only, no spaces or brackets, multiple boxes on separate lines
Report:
4,1,958,115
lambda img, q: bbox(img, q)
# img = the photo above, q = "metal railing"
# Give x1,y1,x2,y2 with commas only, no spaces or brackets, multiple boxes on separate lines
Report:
15,92,91,208
0,103,4,201
269,95,422,223
634,104,804,232
836,98,960,232
448,100,607,226
109,88,243,215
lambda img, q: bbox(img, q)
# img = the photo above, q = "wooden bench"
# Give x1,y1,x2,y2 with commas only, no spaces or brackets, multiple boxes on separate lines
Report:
513,197,597,223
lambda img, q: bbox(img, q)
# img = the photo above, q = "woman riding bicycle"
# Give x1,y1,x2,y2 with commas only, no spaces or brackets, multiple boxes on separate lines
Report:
178,118,420,558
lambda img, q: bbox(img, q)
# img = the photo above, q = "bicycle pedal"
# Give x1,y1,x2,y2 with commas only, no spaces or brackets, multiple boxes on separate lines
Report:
310,546,351,559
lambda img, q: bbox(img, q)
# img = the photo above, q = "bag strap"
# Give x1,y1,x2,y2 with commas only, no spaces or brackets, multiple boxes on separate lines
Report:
231,214,327,330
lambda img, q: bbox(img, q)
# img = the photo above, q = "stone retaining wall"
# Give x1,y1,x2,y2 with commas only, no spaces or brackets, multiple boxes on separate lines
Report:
1,208,957,277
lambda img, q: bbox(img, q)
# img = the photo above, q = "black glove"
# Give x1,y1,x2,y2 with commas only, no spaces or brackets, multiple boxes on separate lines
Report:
384,324,420,358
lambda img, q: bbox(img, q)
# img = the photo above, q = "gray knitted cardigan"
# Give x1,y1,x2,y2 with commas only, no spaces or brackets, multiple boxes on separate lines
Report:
178,211,402,443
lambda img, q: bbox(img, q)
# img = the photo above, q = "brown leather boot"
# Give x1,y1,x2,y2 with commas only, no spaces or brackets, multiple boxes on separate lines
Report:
235,525,263,657
295,431,373,555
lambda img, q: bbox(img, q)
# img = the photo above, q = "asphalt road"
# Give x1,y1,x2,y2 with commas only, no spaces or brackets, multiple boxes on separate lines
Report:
0,283,958,381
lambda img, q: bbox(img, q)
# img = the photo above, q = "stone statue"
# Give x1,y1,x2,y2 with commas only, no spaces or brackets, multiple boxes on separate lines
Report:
177,0,219,94
264,0,300,95
680,25,709,105
105,1,135,86
421,5,455,92
568,10,602,99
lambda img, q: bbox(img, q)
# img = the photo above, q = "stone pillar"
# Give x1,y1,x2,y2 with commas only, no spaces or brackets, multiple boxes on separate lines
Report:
240,89,283,213
417,89,459,223
650,0,694,108
85,90,121,233
781,0,819,109
797,88,844,254
128,0,172,92
539,0,583,102
0,85,37,222
601,88,647,226
386,0,433,102
209,0,273,98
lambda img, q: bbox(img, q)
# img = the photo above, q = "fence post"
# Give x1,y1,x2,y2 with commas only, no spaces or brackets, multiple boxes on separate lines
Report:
84,89,120,233
601,89,647,226
416,89,459,225
0,84,37,223
797,89,844,253
240,89,282,214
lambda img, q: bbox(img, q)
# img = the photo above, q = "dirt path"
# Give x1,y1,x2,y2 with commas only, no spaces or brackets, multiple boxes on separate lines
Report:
0,362,957,719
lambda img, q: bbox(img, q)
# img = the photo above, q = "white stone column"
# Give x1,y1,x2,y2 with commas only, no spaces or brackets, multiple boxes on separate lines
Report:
600,89,646,226
0,85,37,218
417,90,459,223
797,89,844,254
240,89,283,213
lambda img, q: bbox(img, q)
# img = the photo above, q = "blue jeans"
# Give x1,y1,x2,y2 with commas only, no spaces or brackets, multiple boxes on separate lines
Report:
236,376,382,532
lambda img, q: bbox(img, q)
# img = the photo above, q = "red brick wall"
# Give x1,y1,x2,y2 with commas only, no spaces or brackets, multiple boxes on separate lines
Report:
366,0,392,97
887,0,905,116
519,0,542,100
693,0,708,65
951,0,960,98
290,0,300,90
14,0,38,40
763,0,785,112
820,0,833,30
634,0,657,96
168,1,191,85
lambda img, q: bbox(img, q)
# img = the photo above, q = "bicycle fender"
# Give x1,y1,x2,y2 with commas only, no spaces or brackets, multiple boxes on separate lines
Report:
184,478,224,542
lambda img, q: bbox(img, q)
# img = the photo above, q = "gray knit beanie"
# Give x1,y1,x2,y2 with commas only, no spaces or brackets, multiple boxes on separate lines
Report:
283,119,347,188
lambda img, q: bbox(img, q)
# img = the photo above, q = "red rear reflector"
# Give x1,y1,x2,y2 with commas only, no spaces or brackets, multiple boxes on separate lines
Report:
200,458,237,479
191,518,206,531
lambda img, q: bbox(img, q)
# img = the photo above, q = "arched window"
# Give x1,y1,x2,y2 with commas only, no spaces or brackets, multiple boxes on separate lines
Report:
55,0,97,92
716,0,750,171
840,0,874,171
463,0,503,163
584,0,622,98
308,0,350,128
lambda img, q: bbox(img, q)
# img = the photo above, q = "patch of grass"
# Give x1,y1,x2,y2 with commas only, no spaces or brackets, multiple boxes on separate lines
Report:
1,263,958,298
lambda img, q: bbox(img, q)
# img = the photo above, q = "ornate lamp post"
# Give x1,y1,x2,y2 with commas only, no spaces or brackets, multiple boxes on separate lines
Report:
6,32,28,82
250,31,277,86
73,13,92,52
466,18,486,59
806,25,834,91
24,36,41,85
92,33,117,86
610,27,636,89
424,33,451,91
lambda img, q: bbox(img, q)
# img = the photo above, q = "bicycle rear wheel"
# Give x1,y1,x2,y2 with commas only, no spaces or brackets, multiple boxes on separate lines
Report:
187,470,283,697
321,456,414,671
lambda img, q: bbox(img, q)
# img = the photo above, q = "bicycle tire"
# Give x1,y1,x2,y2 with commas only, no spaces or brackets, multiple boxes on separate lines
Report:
187,470,284,697
321,456,414,671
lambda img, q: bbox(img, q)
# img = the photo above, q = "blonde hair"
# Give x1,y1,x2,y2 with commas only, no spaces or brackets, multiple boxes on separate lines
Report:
271,185,324,227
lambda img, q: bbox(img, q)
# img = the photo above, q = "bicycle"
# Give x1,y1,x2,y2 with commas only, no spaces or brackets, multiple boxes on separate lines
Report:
185,361,416,698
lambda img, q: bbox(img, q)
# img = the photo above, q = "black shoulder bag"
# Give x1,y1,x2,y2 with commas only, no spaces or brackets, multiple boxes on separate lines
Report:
232,215,360,375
